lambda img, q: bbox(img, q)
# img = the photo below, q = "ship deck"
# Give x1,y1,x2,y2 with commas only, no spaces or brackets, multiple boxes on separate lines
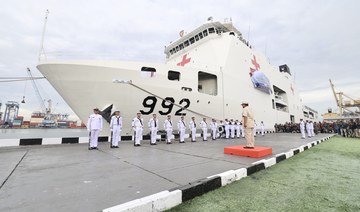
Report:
0,133,332,212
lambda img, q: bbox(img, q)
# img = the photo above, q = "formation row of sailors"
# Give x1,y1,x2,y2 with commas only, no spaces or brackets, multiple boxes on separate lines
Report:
87,107,266,150
299,119,316,139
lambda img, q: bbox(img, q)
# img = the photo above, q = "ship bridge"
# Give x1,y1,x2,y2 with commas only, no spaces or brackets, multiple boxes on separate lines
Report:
164,20,246,65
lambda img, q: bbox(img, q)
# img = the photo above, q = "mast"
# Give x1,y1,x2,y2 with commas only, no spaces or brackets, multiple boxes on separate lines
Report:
38,9,49,61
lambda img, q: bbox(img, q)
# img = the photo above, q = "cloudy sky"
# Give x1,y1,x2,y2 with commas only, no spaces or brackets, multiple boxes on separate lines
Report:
0,0,359,121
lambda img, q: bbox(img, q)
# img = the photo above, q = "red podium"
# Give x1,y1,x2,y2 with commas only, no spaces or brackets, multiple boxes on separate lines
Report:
224,145,272,158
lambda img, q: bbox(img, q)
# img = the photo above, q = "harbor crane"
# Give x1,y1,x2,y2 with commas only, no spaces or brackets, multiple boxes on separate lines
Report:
329,79,360,118
27,68,51,115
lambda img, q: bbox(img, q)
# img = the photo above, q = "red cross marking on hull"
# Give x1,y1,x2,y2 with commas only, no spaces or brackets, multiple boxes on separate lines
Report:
251,55,260,70
177,54,191,66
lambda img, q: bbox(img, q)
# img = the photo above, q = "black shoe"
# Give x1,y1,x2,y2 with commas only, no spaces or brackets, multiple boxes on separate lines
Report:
110,146,114,148
166,142,172,144
114,146,119,148
191,140,196,142
93,147,98,150
88,147,92,150
243,146,254,149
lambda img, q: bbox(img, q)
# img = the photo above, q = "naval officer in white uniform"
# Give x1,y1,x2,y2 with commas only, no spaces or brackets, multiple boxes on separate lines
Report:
260,121,265,136
224,119,230,139
189,117,197,142
306,120,311,138
230,119,235,139
210,119,218,140
87,108,103,150
164,115,173,144
200,117,208,141
177,116,186,143
109,110,122,148
236,120,241,138
148,114,158,145
132,112,143,146
300,119,305,139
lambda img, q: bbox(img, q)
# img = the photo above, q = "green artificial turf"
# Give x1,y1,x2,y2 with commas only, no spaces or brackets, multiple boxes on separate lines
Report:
168,136,360,212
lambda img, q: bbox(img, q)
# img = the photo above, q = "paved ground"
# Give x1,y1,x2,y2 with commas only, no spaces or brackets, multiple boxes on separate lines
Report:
0,133,331,212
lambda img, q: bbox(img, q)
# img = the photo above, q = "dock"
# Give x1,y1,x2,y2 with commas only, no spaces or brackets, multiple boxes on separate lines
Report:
0,133,333,212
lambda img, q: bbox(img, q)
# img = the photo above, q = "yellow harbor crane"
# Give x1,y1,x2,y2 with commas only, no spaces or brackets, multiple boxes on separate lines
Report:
329,79,360,118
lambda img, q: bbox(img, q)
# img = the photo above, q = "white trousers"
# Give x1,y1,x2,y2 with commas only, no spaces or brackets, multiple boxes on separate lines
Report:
225,126,230,138
211,128,217,139
311,129,315,137
90,129,100,148
300,128,305,138
261,127,265,136
166,129,172,143
241,127,245,138
112,126,121,146
134,127,143,145
202,128,208,140
230,126,235,138
253,128,257,136
179,129,185,142
191,128,196,141
236,127,241,138
307,128,311,137
150,127,157,144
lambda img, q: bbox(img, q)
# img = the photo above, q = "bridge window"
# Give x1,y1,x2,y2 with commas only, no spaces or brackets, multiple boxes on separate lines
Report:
176,46,179,52
198,71,217,96
209,27,215,34
184,40,189,47
199,32,203,39
168,71,180,81
179,44,184,50
203,30,208,37
190,37,195,44
195,35,199,41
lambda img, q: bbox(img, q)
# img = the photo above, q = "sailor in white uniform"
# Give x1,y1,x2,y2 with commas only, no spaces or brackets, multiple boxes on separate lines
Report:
200,118,208,141
148,113,158,145
260,121,265,136
230,119,235,139
210,119,218,140
224,119,230,139
164,115,173,144
177,116,186,143
109,110,122,148
241,121,245,138
235,120,241,138
189,117,197,142
132,112,143,146
310,121,315,137
253,120,257,137
306,120,311,137
87,108,103,150
300,119,305,139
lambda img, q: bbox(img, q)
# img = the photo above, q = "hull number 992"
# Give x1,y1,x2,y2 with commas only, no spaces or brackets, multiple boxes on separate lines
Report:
140,96,190,116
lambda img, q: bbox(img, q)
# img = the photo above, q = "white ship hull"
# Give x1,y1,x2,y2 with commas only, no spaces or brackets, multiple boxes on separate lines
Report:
37,20,318,135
